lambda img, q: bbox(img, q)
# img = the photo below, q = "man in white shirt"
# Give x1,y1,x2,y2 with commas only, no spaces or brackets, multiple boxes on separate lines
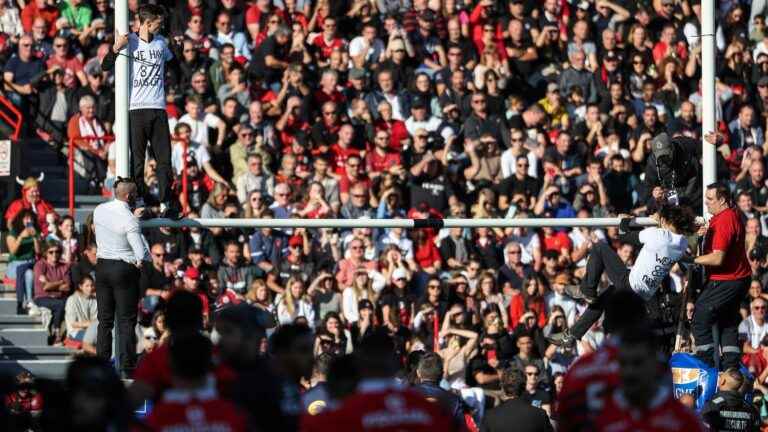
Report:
93,178,149,378
550,204,697,347
739,298,768,355
178,95,227,149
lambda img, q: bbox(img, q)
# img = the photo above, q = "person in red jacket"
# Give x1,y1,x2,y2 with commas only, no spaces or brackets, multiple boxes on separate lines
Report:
5,175,58,236
693,182,752,369
145,332,247,432
594,326,705,432
301,330,457,432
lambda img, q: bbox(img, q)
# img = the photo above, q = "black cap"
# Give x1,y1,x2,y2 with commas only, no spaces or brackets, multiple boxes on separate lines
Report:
419,9,436,21
758,76,768,87
604,50,619,61
411,96,427,109
358,299,374,310
216,303,277,336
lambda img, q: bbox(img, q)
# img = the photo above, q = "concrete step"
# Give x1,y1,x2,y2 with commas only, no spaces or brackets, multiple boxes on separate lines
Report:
75,195,108,205
0,359,72,380
0,298,15,315
0,346,74,360
54,208,97,225
0,328,48,346
0,315,42,329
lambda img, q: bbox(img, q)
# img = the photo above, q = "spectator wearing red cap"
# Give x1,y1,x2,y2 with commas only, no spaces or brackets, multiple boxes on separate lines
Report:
182,265,210,325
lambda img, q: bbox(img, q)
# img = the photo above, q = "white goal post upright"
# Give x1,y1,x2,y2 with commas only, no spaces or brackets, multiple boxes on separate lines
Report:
701,0,716,216
114,0,130,177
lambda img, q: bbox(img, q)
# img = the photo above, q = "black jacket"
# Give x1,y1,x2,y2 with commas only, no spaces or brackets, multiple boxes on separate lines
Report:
480,398,552,432
701,390,759,432
412,381,466,427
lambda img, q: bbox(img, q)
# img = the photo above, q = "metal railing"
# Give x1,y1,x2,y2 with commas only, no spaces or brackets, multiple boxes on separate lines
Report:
68,135,114,216
0,94,23,140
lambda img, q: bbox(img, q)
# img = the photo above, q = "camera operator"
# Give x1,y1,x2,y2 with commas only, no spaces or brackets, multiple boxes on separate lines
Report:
643,132,702,210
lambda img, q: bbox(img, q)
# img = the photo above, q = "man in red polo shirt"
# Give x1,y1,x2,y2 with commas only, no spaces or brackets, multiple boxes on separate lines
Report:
694,182,752,369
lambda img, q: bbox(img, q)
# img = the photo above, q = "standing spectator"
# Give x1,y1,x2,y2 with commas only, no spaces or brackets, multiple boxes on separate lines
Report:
481,366,553,432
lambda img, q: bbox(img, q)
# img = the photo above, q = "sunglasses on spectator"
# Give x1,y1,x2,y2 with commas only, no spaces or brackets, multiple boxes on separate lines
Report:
145,335,158,341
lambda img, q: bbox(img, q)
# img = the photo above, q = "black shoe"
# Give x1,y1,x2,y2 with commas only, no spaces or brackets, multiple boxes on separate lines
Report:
564,284,597,304
159,202,182,220
547,331,576,348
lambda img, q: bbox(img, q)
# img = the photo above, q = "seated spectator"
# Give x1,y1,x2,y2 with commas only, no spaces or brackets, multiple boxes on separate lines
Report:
341,268,375,324
64,274,97,344
171,123,230,187
21,0,59,38
212,14,251,61
276,277,315,327
45,215,78,264
7,210,42,314
46,35,86,87
740,298,768,361
217,241,259,295
235,153,274,204
67,95,109,188
4,34,46,108
336,237,377,289
70,242,96,287
33,241,71,344
34,67,71,145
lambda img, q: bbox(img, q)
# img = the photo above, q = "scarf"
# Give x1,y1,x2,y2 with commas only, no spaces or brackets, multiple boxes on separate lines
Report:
78,115,105,149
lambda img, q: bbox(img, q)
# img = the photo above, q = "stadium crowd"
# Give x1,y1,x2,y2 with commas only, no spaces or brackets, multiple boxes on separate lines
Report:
4,0,768,429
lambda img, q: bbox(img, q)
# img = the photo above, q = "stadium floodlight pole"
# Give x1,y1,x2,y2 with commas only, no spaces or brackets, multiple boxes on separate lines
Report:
701,0,716,217
114,0,130,177
142,217,657,229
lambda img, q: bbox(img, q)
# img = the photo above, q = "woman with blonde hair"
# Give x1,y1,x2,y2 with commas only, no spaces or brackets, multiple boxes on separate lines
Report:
342,268,376,324
245,279,274,312
276,277,315,327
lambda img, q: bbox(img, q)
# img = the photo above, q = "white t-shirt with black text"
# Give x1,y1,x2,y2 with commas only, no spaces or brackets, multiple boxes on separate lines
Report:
628,227,688,301
127,33,172,110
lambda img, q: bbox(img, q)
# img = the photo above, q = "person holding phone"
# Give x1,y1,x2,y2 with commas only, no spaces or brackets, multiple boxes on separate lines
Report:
7,210,42,314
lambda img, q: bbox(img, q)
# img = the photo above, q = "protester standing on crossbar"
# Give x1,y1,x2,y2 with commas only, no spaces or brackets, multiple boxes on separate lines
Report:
93,178,148,378
693,182,751,370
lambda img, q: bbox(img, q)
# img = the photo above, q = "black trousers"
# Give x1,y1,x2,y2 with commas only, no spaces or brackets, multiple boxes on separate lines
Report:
96,259,140,373
693,277,749,369
129,109,172,203
571,241,632,340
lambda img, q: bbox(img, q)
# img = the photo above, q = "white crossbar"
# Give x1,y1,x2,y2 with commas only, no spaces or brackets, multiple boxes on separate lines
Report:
140,217,657,229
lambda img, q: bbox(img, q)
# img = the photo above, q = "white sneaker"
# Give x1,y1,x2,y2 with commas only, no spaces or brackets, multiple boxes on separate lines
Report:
27,302,40,316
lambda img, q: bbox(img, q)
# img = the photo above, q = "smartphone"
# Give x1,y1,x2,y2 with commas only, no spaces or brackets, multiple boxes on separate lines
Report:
24,222,33,229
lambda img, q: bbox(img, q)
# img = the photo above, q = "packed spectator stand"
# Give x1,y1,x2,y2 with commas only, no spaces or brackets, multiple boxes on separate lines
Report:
2,0,768,429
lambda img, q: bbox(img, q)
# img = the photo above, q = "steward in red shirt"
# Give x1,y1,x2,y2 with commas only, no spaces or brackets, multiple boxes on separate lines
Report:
694,182,752,369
